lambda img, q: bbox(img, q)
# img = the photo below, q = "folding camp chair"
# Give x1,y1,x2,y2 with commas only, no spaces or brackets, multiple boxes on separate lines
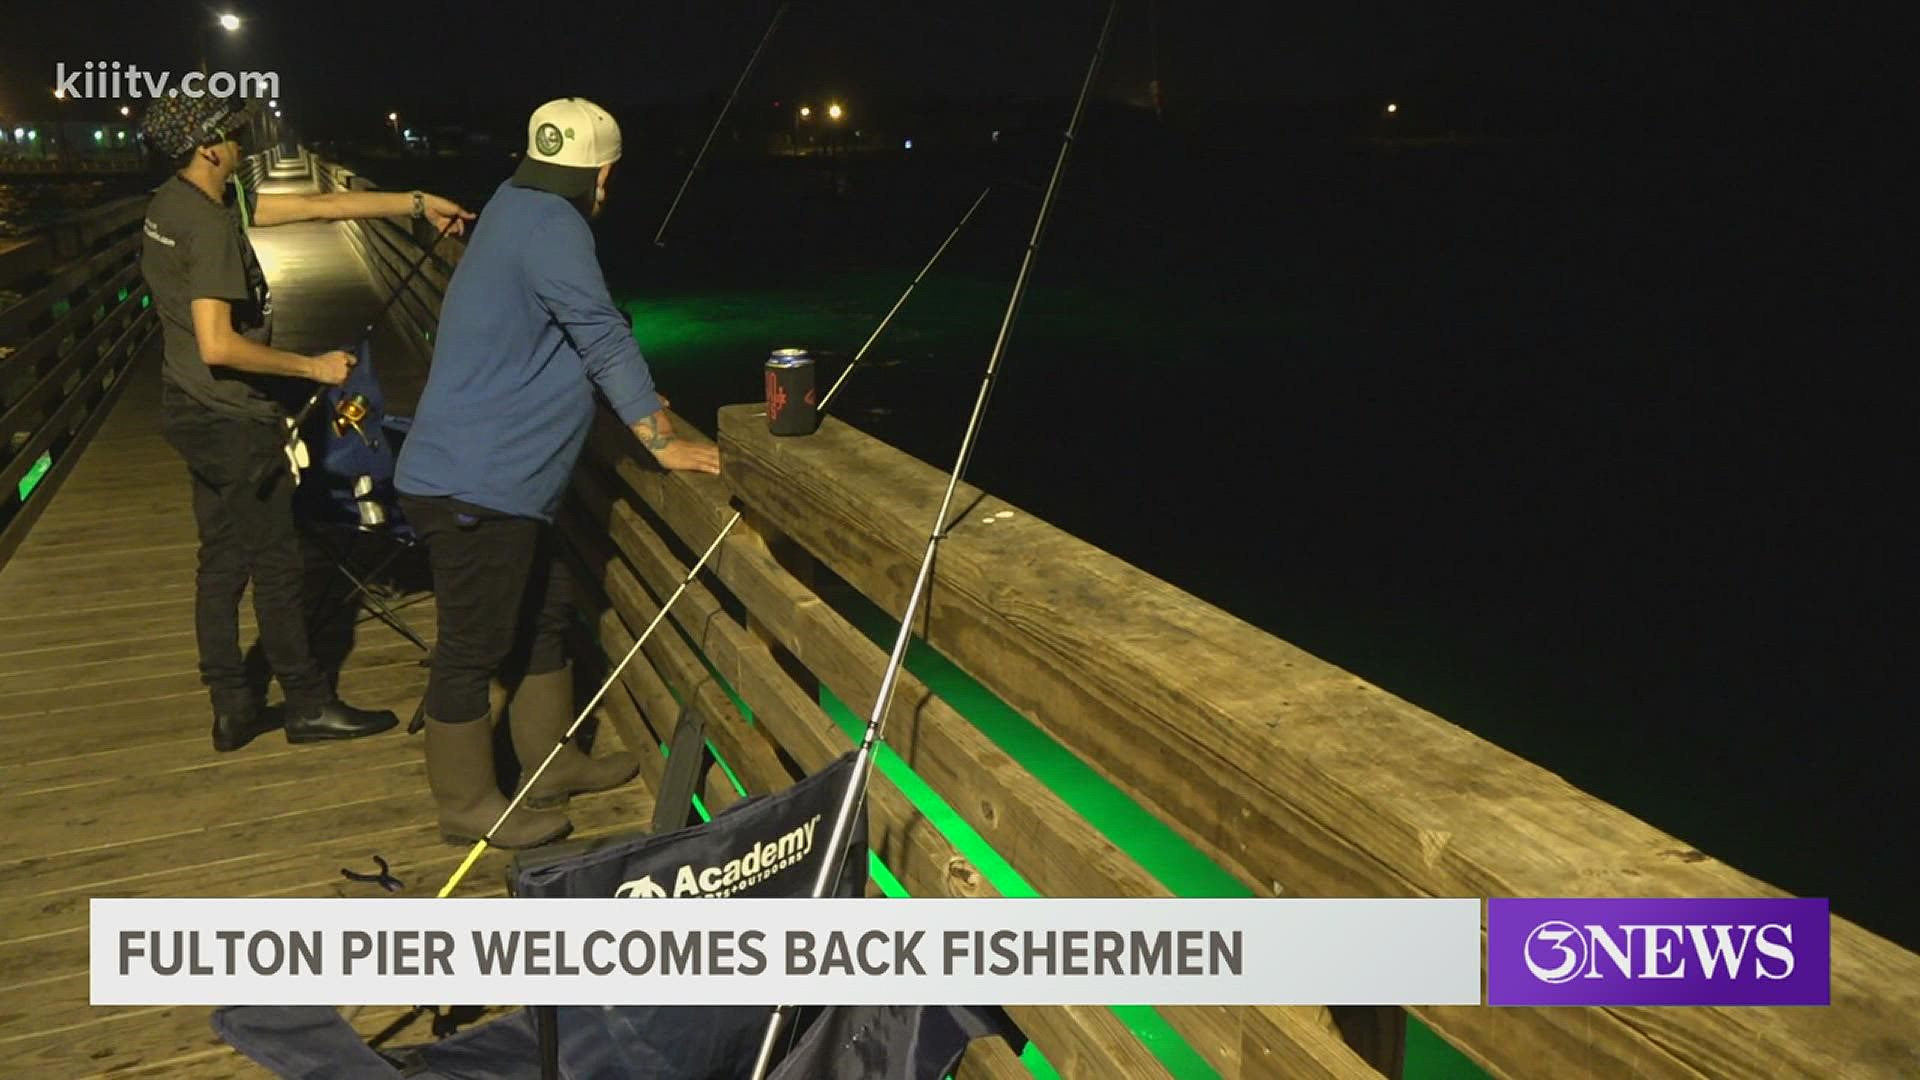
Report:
291,341,433,727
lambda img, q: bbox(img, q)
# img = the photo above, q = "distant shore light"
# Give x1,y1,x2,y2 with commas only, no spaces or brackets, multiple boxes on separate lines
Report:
903,138,913,149
1386,102,1398,113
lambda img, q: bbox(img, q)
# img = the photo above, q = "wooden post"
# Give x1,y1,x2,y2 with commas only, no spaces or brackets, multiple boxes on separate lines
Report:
738,506,818,700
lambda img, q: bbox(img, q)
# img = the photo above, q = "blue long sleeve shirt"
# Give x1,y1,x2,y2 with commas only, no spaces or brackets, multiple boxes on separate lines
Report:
395,180,661,521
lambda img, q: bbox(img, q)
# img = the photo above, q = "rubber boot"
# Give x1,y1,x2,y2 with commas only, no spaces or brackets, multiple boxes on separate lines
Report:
509,664,642,809
424,708,572,849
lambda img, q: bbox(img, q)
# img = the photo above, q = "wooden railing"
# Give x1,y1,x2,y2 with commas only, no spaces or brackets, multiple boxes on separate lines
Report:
304,152,1920,1079
0,194,161,565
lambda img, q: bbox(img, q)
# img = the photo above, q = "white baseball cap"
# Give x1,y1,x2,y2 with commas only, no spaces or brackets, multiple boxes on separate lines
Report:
513,97,622,198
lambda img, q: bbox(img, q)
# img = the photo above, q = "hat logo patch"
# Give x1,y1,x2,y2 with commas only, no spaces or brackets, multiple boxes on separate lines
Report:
534,122,565,156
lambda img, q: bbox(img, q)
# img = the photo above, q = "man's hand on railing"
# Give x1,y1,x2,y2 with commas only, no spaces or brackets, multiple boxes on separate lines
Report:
631,407,720,476
653,440,721,475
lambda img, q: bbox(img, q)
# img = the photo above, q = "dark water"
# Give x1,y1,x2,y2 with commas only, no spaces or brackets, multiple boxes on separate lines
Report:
358,101,1913,951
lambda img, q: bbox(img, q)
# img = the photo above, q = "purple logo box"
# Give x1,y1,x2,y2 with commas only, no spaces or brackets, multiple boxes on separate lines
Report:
1488,898,1830,1006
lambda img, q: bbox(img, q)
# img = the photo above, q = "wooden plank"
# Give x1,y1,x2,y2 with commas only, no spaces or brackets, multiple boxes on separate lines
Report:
562,467,1175,1080
574,432,1374,1077
1,661,430,787
715,405,1920,1080
0,231,141,344
562,518,798,800
0,636,424,717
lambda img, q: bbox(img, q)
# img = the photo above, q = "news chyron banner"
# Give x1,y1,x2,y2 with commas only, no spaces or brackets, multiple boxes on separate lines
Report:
92,897,1481,1006
1488,897,1830,1006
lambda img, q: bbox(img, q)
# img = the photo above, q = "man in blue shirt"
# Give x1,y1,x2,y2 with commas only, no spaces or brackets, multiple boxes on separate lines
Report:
397,98,719,849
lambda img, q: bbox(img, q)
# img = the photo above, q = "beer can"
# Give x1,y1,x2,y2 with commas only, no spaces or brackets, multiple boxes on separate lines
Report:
765,348,818,436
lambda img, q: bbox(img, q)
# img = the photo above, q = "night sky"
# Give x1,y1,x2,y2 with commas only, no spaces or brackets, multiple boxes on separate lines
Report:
1,2,1904,125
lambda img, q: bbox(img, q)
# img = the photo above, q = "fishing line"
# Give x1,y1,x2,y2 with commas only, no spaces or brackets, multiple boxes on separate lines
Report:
432,184,994,899
653,1,791,248
747,2,1117,1075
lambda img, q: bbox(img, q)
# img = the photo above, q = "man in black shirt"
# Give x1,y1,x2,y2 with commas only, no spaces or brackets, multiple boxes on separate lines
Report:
138,93,472,751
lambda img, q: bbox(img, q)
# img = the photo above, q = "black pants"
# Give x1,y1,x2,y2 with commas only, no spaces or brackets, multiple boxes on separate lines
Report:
160,386,331,710
399,494,571,725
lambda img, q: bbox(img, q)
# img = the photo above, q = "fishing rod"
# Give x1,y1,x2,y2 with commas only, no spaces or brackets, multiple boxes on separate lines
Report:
430,185,994,900
250,214,460,491
747,3,1117,1075
654,1,790,247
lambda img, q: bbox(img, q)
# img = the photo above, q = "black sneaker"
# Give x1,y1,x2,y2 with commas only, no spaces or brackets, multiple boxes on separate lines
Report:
285,700,399,743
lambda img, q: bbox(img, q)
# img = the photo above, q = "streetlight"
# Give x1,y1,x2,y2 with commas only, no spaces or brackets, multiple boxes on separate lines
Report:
119,105,130,117
1386,102,1398,114
792,105,812,152
200,12,242,74
827,102,843,121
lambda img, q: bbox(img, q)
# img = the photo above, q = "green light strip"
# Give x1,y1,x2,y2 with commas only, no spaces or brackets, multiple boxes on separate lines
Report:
828,592,1487,1079
17,451,52,501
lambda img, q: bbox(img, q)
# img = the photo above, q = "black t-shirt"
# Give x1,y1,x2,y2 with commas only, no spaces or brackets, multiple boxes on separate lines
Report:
140,174,286,422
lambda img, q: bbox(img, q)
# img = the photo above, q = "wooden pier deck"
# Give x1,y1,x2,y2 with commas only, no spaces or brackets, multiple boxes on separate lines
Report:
0,159,653,1077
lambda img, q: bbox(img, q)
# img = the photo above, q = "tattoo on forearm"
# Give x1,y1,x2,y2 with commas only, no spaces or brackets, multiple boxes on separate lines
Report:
634,416,675,452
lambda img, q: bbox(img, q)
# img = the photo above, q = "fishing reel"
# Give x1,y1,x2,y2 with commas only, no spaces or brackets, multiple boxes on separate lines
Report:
331,392,378,448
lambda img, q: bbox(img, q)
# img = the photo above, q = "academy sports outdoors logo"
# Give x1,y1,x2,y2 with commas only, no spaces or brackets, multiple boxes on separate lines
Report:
616,814,823,899
1488,898,1830,1006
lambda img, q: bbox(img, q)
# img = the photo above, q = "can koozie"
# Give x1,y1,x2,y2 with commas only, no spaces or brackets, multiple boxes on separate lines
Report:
765,348,818,435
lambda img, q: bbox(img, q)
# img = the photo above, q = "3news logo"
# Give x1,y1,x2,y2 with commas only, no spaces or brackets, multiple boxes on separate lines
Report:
1488,898,1830,1006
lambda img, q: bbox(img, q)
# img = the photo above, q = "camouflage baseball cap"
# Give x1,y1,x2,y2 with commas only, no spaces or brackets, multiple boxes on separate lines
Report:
138,92,252,156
